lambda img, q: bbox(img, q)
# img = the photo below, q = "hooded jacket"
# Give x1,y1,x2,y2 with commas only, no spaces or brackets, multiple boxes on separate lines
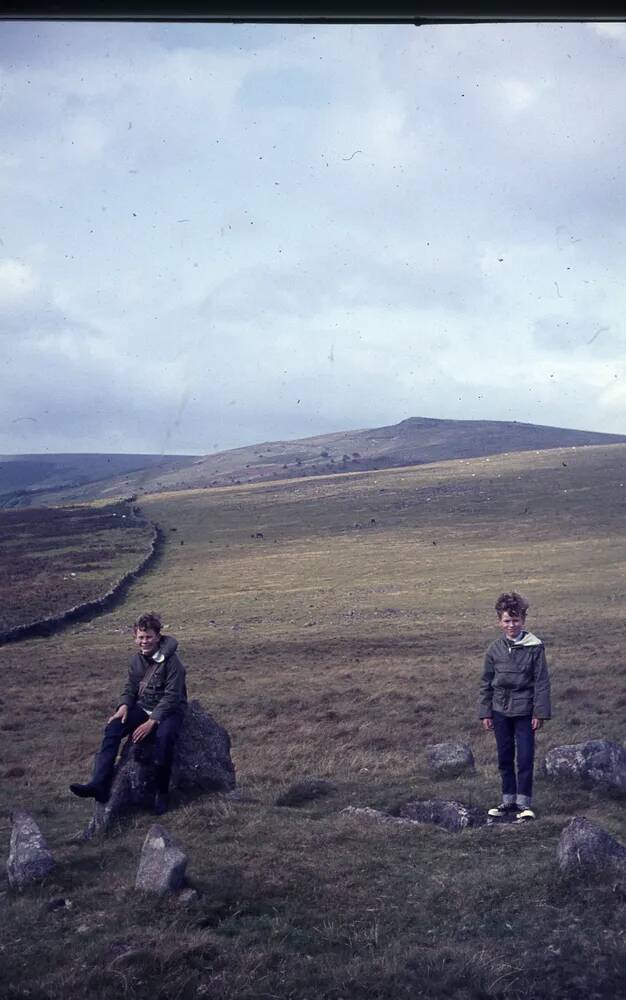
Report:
119,634,188,724
478,630,551,720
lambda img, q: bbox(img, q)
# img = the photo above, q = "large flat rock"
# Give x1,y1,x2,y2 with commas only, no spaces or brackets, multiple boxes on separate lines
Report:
425,741,476,777
83,700,235,837
557,817,626,877
542,739,626,794
395,798,487,832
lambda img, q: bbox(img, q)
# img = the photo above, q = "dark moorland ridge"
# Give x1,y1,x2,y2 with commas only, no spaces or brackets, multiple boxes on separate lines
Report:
0,453,198,506
3,416,626,505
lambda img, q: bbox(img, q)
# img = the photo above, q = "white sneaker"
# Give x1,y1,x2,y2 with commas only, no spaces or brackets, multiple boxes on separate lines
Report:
487,802,518,818
515,807,536,822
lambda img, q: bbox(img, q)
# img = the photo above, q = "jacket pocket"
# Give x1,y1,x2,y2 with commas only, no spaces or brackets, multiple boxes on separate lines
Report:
510,692,533,715
494,665,526,690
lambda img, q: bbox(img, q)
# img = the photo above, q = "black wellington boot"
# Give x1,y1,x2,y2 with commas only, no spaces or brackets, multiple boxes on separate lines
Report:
69,782,110,804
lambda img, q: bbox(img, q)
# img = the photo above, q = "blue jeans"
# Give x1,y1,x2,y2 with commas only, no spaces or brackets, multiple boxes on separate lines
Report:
92,704,184,794
492,711,535,806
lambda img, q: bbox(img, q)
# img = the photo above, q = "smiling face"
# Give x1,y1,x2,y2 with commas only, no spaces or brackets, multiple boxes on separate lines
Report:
134,627,161,657
498,611,526,640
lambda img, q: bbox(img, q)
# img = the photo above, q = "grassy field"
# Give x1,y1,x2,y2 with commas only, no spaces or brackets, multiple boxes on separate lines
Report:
0,502,156,633
1,444,625,999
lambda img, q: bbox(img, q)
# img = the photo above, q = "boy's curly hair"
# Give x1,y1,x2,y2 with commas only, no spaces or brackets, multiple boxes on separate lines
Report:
495,592,529,619
133,612,162,633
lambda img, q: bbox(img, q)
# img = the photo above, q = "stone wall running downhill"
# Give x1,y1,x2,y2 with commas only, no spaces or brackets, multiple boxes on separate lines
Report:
0,515,165,647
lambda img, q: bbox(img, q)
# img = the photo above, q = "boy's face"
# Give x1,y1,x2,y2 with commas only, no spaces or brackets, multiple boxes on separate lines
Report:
498,611,525,638
134,627,161,656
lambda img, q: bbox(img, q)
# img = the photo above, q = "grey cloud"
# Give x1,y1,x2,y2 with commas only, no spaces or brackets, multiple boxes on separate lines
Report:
533,314,626,358
1,22,626,454
198,243,483,329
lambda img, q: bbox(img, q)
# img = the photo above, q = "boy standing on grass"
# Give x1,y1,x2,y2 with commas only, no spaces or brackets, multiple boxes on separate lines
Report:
479,592,551,822
70,612,187,816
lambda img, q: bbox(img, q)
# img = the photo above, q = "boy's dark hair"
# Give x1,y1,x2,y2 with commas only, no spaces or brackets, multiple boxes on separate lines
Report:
133,612,162,633
495,592,529,619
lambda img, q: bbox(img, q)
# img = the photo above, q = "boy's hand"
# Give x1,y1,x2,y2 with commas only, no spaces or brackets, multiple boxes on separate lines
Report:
531,717,543,731
132,719,157,742
108,705,128,724
482,718,494,731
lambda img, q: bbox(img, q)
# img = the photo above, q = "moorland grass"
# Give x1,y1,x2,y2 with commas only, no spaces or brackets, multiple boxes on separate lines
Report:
0,502,155,633
1,444,625,999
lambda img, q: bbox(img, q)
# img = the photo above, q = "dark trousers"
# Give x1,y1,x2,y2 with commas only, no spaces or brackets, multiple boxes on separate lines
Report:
492,711,535,802
92,705,184,794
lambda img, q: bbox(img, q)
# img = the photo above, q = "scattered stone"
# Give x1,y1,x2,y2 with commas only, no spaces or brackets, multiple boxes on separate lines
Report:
135,824,188,894
426,741,476,777
395,799,487,832
340,806,415,826
178,887,199,906
7,810,55,890
542,739,626,794
556,817,626,876
46,896,72,911
83,700,236,838
275,777,338,807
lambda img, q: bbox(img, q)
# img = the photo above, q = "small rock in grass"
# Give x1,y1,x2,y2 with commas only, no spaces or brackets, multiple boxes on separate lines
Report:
275,777,338,807
178,887,199,906
542,739,626,794
46,896,72,911
396,798,487,832
135,824,187,894
556,817,626,876
340,806,415,826
426,741,476,777
7,810,55,890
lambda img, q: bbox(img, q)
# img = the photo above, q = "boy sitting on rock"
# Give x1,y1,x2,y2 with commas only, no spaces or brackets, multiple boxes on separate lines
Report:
70,612,187,816
479,591,551,822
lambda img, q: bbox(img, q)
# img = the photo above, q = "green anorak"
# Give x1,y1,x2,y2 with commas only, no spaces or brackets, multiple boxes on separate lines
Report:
478,630,551,720
119,634,187,724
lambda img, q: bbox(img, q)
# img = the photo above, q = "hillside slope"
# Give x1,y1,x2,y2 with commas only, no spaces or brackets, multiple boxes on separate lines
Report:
0,452,199,507
155,416,626,491
8,417,626,505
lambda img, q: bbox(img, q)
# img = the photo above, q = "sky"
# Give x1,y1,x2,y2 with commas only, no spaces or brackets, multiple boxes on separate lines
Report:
1,19,625,455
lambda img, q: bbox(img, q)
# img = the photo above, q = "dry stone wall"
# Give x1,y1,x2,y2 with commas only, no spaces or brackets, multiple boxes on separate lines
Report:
0,512,164,647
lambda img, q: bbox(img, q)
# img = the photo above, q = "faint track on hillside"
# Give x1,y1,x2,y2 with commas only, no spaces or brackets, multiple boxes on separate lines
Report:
0,504,165,646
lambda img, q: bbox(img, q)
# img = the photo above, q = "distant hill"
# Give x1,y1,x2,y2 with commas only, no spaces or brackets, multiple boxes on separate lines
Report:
0,453,199,507
5,417,626,506
122,417,626,493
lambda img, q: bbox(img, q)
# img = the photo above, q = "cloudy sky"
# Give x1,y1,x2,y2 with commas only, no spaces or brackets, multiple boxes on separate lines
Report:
1,19,625,455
